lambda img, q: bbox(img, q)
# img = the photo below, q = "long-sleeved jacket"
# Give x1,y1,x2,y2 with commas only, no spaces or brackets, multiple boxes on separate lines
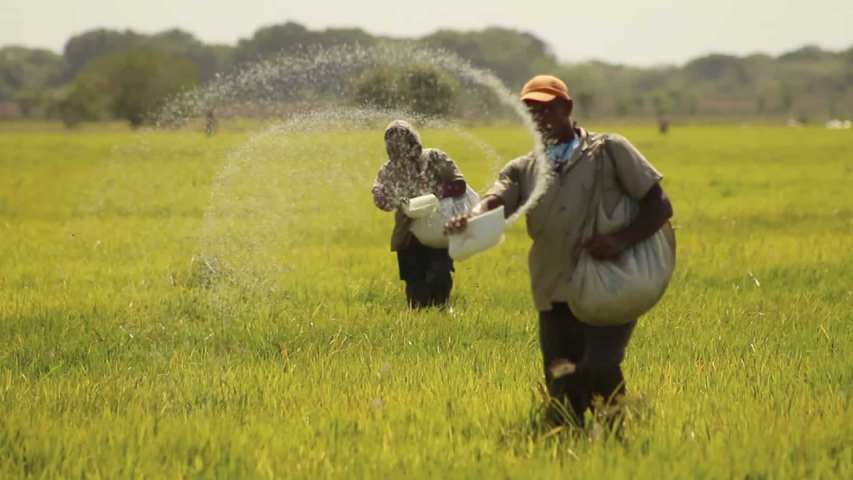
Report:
372,120,465,251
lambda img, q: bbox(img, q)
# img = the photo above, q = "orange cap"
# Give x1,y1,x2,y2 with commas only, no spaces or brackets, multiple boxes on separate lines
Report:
520,75,571,103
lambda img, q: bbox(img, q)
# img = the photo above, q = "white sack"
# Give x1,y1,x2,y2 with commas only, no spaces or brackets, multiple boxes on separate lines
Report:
568,198,676,326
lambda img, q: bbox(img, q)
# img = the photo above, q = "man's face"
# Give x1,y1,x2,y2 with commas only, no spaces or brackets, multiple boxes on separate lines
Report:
524,98,573,143
385,127,421,161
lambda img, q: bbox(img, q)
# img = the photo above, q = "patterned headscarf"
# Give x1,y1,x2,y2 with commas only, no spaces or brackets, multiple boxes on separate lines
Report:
373,120,447,209
384,120,423,162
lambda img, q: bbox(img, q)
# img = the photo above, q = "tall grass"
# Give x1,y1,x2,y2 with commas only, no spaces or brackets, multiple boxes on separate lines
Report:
0,123,850,478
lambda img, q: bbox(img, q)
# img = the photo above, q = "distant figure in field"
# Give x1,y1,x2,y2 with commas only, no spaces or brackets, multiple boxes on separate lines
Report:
205,110,217,136
658,117,670,135
446,75,674,430
371,120,467,309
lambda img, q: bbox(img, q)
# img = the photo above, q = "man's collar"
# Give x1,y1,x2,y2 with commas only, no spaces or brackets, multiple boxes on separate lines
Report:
575,127,590,150
554,127,589,175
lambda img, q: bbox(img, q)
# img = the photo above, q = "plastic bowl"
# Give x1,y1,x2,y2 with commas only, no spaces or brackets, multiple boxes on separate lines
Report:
448,206,506,261
402,194,438,219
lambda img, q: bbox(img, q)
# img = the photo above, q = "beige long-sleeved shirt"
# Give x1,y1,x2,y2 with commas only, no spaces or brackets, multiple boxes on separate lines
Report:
485,129,663,312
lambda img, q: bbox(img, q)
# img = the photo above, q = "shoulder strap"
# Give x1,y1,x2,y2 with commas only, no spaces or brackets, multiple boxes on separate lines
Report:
578,136,609,239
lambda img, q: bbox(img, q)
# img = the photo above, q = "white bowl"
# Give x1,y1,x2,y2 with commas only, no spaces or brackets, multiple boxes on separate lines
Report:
448,206,506,261
402,194,438,219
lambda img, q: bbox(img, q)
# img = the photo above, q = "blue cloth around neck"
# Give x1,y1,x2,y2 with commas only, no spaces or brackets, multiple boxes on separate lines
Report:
546,136,580,165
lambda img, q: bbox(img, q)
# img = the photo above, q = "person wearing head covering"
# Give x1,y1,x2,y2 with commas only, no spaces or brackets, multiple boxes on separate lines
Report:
445,75,675,431
372,120,467,309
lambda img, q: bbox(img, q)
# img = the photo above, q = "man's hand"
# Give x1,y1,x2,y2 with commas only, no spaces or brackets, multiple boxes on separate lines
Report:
444,195,504,235
580,184,673,261
444,214,471,235
444,201,488,234
582,234,628,260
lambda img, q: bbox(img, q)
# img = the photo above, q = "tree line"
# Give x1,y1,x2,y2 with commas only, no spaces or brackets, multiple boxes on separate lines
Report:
1,22,850,126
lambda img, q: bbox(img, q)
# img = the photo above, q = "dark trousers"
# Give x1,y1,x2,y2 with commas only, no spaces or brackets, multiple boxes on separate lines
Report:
396,238,453,309
538,303,636,427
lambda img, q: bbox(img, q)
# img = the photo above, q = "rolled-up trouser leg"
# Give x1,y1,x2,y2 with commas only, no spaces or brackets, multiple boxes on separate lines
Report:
538,304,589,427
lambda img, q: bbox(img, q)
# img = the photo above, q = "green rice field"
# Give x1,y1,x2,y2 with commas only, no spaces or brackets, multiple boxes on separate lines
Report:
1,121,851,478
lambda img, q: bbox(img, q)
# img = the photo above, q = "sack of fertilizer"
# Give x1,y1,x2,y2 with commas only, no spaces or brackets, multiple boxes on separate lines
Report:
409,187,480,248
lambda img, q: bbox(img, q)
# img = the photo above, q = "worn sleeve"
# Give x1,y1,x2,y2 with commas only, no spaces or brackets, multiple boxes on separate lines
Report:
371,162,395,211
427,149,465,183
484,157,526,218
606,134,664,200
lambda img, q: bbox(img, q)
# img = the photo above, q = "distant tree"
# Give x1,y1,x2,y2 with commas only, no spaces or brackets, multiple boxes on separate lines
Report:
234,22,374,64
400,65,457,116
58,80,108,126
778,45,832,62
235,22,311,63
683,93,699,115
146,29,235,81
14,88,47,116
652,94,668,117
62,29,141,81
684,54,755,100
614,96,630,117
60,48,198,127
420,27,557,89
4,24,850,122
0,47,64,102
755,95,768,114
353,67,401,110
666,89,683,113
318,27,376,49
62,28,234,83
630,95,647,114
201,45,236,80
353,64,457,117
779,83,795,113
575,92,596,118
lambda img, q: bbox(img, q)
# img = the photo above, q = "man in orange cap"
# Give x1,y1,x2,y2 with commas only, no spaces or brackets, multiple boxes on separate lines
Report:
446,74,674,430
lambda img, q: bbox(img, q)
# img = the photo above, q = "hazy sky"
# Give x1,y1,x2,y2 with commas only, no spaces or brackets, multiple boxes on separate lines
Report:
1,0,851,65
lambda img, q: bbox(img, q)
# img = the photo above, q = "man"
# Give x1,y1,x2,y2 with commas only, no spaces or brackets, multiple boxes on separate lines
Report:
373,120,467,309
445,75,673,428
205,109,217,136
